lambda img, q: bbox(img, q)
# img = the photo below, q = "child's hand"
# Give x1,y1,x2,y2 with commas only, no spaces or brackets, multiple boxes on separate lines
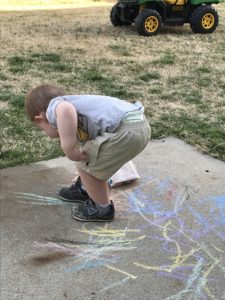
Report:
80,150,88,161
74,149,88,162
62,146,87,162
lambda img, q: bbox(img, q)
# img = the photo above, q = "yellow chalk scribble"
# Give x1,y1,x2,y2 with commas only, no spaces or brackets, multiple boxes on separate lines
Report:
106,265,137,280
79,225,141,237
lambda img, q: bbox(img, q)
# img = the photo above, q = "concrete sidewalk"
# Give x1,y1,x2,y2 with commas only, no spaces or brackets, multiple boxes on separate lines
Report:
1,137,225,300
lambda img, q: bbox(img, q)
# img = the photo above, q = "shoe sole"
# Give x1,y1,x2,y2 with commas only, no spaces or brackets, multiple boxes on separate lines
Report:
58,195,88,203
71,213,114,222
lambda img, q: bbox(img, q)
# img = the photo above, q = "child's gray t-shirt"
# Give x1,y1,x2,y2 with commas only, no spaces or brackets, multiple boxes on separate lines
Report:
46,95,143,142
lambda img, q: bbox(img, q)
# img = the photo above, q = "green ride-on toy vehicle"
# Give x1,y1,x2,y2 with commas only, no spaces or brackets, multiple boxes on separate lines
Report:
110,0,223,36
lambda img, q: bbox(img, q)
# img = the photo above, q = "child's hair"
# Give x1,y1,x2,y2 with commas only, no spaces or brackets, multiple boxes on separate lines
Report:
25,84,65,121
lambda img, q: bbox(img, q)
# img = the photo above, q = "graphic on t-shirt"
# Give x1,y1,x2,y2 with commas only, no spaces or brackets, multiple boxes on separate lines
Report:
77,114,89,142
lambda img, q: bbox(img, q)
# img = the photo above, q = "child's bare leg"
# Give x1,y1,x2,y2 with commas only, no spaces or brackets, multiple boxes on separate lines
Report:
77,167,110,206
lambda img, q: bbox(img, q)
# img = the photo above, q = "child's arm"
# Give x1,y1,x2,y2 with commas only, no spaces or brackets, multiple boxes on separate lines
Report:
56,101,87,161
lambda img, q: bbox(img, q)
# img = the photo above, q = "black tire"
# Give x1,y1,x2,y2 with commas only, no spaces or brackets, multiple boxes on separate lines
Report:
190,5,219,34
110,5,123,26
110,4,132,27
135,9,162,36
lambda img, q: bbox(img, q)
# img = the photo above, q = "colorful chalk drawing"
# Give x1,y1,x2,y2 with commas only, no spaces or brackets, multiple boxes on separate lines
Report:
33,226,141,291
16,176,225,299
34,227,145,273
15,192,69,206
127,178,225,300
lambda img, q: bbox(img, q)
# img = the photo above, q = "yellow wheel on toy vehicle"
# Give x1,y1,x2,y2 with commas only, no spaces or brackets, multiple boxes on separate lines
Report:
135,9,162,36
190,5,218,34
145,16,159,33
202,13,215,30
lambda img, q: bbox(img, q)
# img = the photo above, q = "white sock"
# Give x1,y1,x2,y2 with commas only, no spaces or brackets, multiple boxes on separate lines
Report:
97,203,110,208
81,184,86,191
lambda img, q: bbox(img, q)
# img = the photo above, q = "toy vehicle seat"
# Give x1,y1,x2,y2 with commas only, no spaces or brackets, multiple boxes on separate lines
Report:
163,0,187,5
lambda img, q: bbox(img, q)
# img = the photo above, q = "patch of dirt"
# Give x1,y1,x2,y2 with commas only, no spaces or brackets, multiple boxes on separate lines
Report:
0,101,9,109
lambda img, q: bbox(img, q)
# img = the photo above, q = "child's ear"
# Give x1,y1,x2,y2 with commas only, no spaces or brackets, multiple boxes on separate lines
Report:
34,112,47,123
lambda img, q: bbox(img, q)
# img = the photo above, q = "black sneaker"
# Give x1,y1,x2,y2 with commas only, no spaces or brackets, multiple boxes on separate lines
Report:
58,177,89,202
71,198,115,222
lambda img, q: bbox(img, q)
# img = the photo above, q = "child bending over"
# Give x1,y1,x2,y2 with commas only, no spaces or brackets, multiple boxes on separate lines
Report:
25,84,151,222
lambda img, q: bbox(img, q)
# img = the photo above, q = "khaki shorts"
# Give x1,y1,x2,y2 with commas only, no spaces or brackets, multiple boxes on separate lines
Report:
75,117,151,180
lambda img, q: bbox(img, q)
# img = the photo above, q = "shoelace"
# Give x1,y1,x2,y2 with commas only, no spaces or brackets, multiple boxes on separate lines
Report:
70,177,81,190
85,198,95,207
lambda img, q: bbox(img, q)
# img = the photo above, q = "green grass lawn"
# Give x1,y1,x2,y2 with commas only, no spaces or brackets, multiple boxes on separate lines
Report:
0,4,225,168
0,0,111,9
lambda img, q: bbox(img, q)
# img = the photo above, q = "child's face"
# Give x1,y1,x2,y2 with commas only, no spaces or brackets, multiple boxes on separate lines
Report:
34,113,59,139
